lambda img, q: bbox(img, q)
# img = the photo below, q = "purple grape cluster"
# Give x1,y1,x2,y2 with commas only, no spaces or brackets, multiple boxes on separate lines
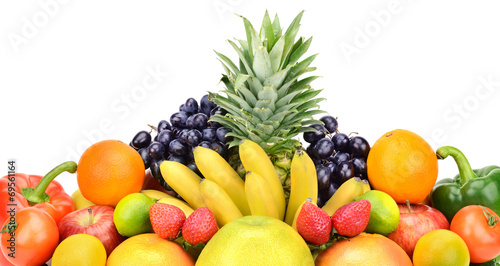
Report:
129,95,230,191
303,115,371,208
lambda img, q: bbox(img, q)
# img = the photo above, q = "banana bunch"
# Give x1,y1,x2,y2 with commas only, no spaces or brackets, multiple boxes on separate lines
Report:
321,177,371,216
159,161,206,210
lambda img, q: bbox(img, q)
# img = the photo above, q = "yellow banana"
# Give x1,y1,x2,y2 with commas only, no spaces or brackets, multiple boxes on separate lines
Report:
361,179,371,194
159,160,205,210
140,189,174,200
291,197,315,231
199,179,243,227
239,139,286,220
193,146,251,216
284,150,318,225
244,171,280,219
321,177,366,216
157,197,195,218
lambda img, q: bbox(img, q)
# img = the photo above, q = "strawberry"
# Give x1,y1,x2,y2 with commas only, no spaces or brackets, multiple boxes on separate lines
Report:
182,207,218,246
149,202,186,240
332,199,371,237
296,202,332,245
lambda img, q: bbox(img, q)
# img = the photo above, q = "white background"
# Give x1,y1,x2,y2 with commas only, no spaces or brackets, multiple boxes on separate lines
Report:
1,0,499,196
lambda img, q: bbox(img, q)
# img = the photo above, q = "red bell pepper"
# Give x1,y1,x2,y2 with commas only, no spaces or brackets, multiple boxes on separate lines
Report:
0,161,77,225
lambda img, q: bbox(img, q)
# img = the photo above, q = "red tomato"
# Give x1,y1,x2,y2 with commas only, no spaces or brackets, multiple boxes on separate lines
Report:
1,207,59,266
450,205,500,263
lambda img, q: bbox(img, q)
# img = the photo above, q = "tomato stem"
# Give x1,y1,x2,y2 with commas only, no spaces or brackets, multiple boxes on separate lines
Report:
481,206,499,227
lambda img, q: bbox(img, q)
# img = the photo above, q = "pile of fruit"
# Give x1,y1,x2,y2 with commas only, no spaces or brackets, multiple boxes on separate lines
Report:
2,11,500,266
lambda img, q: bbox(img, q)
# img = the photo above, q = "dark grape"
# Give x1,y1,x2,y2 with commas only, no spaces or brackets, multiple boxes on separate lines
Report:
167,154,186,165
352,157,368,179
186,161,202,176
322,182,339,202
349,136,370,159
198,141,212,149
316,166,331,191
148,142,166,159
129,142,139,151
312,138,335,159
335,161,355,185
202,128,217,142
179,103,186,112
186,116,194,129
150,158,166,184
324,162,338,180
320,115,338,133
306,144,316,159
186,129,202,146
137,148,152,169
332,133,350,152
157,129,175,148
185,151,194,162
200,94,216,116
191,113,208,130
317,197,325,208
176,129,189,143
332,152,350,165
303,124,327,144
216,127,231,143
170,111,189,128
168,139,188,156
184,98,199,115
131,130,152,149
210,106,227,117
211,141,228,158
157,120,171,132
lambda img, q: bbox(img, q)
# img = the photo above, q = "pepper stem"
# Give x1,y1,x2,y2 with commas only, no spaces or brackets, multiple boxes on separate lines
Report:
22,161,77,205
436,146,477,186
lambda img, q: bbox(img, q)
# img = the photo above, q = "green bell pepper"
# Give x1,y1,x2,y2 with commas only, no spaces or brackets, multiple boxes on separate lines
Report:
431,146,500,222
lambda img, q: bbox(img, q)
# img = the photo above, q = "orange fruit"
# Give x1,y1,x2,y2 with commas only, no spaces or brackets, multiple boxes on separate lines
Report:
77,140,145,206
106,233,195,266
367,129,438,204
315,233,412,265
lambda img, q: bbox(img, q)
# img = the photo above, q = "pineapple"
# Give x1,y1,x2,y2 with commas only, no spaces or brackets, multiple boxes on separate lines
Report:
209,10,325,196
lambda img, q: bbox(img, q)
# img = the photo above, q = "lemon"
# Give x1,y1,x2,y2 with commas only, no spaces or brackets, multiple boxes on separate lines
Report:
71,189,96,210
51,234,106,266
413,229,470,266
196,215,314,266
107,233,195,266
355,190,399,235
113,192,155,237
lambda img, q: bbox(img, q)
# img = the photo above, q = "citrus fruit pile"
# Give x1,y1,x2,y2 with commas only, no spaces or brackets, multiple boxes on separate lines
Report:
2,10,500,266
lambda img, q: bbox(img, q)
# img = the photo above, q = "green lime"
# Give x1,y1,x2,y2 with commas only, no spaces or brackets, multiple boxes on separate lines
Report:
355,190,399,236
113,192,156,237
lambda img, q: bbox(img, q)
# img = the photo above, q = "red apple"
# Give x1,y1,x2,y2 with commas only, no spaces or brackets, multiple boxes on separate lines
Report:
387,202,449,259
58,205,124,256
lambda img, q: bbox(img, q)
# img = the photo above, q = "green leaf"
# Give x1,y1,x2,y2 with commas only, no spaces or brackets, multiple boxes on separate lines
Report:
234,74,250,91
257,123,275,135
228,40,255,76
296,98,325,111
280,10,304,68
257,85,278,101
292,88,323,102
289,76,320,93
286,54,318,83
269,35,285,73
264,66,290,89
253,106,273,121
260,10,275,51
288,37,312,66
274,90,302,108
253,45,273,82
245,76,263,96
272,13,281,37
226,91,254,112
236,85,257,107
215,50,240,76
277,77,296,98
220,75,235,93
242,16,255,62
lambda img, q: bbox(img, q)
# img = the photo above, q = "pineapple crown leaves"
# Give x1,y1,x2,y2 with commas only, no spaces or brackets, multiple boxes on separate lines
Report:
210,10,326,153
